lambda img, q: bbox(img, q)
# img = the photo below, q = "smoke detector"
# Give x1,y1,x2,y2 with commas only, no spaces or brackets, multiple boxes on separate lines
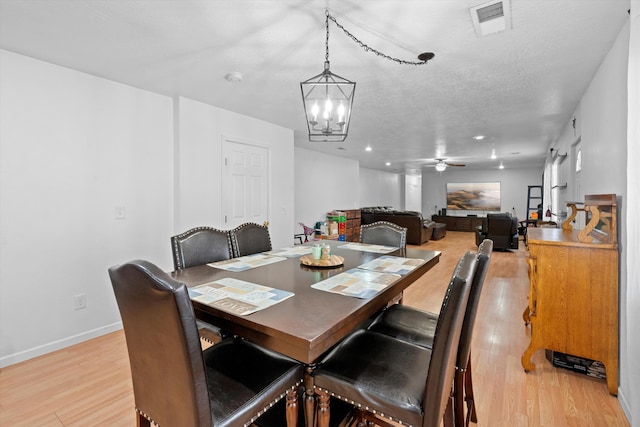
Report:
470,0,512,37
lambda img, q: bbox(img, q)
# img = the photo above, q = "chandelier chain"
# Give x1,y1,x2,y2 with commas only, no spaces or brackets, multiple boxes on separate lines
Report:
326,10,427,66
325,9,330,62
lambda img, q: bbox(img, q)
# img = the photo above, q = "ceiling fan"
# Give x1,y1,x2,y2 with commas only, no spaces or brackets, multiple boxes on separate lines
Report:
428,159,466,172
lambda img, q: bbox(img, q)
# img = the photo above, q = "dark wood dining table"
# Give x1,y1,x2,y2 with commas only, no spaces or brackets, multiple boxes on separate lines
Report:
171,240,440,426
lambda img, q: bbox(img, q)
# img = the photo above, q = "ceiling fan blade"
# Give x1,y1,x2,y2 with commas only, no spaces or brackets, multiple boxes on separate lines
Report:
447,163,466,167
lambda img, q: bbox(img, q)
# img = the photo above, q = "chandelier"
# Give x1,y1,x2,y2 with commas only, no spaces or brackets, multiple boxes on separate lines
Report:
301,9,434,142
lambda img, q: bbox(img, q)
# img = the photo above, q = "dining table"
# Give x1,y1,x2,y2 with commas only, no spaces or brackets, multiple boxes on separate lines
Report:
171,239,441,427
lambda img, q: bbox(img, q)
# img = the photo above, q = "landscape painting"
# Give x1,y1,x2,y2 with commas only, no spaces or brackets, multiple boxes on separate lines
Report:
446,182,501,211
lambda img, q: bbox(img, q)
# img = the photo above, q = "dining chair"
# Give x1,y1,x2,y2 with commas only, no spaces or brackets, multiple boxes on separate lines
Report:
367,239,494,427
170,226,233,270
359,220,408,248
312,251,478,427
109,260,303,427
229,222,272,257
171,226,234,344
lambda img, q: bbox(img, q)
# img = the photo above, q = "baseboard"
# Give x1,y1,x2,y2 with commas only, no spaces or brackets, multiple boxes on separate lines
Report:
0,322,123,368
616,387,633,425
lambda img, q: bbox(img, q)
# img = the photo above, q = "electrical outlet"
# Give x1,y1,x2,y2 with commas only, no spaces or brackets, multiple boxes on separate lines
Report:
115,206,126,219
74,293,87,310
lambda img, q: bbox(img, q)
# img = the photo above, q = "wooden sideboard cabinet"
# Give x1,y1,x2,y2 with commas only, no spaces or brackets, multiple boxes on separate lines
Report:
431,215,484,232
521,194,618,395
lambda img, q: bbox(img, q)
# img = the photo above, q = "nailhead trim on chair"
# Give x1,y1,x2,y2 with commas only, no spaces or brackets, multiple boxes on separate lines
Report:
136,382,302,427
172,226,233,270
243,382,303,427
314,386,414,427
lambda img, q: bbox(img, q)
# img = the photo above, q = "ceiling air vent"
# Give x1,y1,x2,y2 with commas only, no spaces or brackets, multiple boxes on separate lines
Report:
470,0,512,37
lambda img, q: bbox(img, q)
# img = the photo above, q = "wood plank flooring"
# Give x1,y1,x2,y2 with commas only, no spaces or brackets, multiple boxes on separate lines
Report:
0,231,630,426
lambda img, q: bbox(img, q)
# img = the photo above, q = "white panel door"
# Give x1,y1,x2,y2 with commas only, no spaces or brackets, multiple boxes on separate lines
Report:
223,139,269,229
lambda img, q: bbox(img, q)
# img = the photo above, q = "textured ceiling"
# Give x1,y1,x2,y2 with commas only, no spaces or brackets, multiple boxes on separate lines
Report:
0,0,630,174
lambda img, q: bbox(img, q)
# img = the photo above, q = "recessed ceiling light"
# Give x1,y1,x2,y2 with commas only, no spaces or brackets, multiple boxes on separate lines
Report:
473,135,486,141
499,161,505,169
385,162,391,166
490,149,497,159
365,146,372,152
224,71,243,83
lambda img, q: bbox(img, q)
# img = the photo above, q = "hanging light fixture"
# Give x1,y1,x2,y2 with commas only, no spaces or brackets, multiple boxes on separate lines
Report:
435,161,447,172
300,10,355,142
301,9,434,142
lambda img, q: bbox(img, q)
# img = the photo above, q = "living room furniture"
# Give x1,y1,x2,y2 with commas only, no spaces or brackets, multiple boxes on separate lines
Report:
312,252,476,427
367,240,493,427
431,215,484,232
432,222,447,240
359,221,407,248
361,208,435,245
109,260,303,427
474,213,519,250
171,240,441,427
521,194,618,395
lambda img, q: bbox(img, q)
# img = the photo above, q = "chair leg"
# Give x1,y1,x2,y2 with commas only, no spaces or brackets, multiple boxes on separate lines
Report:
443,390,455,427
454,369,465,427
286,387,298,427
465,357,478,424
136,411,151,427
316,389,330,427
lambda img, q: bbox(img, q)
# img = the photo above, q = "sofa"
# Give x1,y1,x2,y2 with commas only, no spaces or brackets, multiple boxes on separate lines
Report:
360,207,436,245
474,212,519,250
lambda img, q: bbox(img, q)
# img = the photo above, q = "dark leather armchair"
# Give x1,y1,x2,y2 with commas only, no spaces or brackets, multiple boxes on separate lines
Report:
359,221,407,249
475,213,519,250
367,239,493,427
312,252,477,427
229,222,272,257
171,226,234,343
109,260,302,427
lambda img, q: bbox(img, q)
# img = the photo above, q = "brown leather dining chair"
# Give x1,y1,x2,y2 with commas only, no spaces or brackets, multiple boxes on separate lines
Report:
229,222,272,257
367,239,494,427
312,251,478,427
171,226,234,344
359,220,408,249
109,260,303,427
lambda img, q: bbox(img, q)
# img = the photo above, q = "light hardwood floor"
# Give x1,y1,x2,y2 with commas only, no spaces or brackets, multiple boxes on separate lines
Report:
0,231,629,426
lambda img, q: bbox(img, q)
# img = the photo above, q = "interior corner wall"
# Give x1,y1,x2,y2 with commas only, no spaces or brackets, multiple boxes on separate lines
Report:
293,147,359,231
546,18,633,419
0,50,174,367
421,167,543,220
358,167,402,209
175,97,294,250
625,2,639,423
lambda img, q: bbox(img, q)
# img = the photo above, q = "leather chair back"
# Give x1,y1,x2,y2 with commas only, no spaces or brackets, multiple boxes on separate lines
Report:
109,260,212,427
484,213,518,249
229,222,272,257
171,226,233,270
457,239,493,369
423,251,477,427
359,220,408,248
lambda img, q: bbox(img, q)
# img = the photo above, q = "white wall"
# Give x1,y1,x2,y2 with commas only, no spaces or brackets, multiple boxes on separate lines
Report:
547,19,634,420
358,167,402,209
0,51,296,367
626,3,639,423
421,167,543,220
405,174,422,212
176,97,294,250
294,147,359,235
0,50,174,366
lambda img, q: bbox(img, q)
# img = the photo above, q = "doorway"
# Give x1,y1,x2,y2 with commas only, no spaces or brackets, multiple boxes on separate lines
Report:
222,138,269,229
